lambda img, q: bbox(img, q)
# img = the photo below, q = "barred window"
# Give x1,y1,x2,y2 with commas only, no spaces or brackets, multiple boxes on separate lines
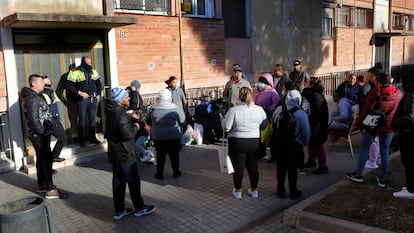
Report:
355,8,373,28
338,7,350,27
321,7,333,39
114,0,169,14
392,13,403,30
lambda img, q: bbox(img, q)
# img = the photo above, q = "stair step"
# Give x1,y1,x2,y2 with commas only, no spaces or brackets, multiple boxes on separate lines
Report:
24,140,108,175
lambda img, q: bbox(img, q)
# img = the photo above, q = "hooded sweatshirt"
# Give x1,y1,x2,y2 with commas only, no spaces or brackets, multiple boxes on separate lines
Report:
272,90,311,146
253,73,280,116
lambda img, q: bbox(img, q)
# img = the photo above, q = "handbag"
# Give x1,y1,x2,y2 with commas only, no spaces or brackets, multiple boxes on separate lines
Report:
362,96,385,136
218,134,234,174
260,122,272,143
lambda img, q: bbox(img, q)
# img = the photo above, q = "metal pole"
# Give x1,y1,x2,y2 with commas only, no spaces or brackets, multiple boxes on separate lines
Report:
178,1,185,93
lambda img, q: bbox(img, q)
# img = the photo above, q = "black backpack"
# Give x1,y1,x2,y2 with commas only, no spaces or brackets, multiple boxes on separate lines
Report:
272,105,299,145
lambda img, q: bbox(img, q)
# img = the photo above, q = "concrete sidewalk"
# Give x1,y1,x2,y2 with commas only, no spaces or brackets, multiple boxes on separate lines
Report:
0,140,359,233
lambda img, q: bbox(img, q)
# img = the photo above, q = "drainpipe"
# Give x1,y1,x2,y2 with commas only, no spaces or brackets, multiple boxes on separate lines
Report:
178,1,185,93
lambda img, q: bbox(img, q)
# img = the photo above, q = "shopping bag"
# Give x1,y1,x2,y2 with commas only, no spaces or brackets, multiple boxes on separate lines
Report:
218,138,234,174
181,125,194,145
260,122,272,143
193,123,204,145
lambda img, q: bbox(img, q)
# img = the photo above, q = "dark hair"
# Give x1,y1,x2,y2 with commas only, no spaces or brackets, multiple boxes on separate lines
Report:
357,75,367,82
165,76,177,85
368,63,383,75
239,87,253,105
402,75,414,92
308,76,322,87
274,64,284,71
28,74,42,87
376,73,392,87
284,81,296,91
258,76,269,85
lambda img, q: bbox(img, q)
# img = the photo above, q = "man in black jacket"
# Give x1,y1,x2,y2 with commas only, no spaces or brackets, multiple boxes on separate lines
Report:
21,74,58,199
105,87,154,220
289,60,309,92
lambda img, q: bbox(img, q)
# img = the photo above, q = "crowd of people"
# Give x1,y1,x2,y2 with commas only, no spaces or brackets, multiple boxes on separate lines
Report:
19,59,414,221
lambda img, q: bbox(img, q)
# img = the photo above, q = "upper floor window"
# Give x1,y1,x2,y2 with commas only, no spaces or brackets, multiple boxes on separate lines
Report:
355,8,373,28
392,13,404,30
222,0,248,37
113,0,169,15
337,7,350,27
321,8,333,39
182,0,215,18
408,16,414,31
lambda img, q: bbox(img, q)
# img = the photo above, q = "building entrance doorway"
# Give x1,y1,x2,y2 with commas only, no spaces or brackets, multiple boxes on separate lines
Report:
14,29,108,149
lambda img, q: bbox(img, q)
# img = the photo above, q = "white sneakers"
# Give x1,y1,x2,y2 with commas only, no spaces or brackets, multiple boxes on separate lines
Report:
232,188,242,199
248,188,258,198
232,188,258,199
393,187,414,199
364,160,379,169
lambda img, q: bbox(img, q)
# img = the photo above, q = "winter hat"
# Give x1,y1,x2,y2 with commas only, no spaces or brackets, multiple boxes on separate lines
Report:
111,87,128,103
158,89,172,101
130,80,141,89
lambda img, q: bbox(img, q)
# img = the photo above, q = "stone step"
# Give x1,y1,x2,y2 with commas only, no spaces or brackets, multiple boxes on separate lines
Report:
22,140,108,175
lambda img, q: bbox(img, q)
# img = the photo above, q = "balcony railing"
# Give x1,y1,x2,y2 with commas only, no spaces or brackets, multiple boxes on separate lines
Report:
113,0,169,13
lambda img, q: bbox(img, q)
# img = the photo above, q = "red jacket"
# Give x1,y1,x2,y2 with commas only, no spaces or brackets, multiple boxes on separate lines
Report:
355,85,402,133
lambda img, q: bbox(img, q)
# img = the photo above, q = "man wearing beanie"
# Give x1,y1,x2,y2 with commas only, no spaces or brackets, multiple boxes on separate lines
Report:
105,87,154,220
128,80,146,113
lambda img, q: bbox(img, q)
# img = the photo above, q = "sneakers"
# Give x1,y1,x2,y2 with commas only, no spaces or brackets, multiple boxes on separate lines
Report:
232,188,242,199
248,188,258,198
53,157,65,162
303,161,317,168
45,189,59,199
298,168,306,175
134,205,155,217
393,187,414,199
312,166,329,175
376,177,386,188
365,160,378,169
114,208,133,220
346,172,364,183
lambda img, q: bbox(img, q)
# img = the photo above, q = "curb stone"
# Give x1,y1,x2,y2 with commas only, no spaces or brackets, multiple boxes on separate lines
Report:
283,153,400,233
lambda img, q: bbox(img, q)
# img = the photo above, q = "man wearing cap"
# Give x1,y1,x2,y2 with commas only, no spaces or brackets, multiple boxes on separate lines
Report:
224,66,251,107
289,60,309,92
128,80,146,113
105,87,155,220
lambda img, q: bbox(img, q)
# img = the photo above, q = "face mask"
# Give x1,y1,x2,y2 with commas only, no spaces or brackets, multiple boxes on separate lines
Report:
44,84,52,89
257,82,266,90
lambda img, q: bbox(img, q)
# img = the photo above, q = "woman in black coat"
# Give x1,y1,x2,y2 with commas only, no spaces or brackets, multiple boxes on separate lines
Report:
302,77,329,174
391,76,414,199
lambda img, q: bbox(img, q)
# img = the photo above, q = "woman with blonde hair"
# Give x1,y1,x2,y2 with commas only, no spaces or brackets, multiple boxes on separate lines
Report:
222,87,267,199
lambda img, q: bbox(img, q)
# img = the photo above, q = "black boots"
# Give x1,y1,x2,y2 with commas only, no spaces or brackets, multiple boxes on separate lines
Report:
88,127,101,144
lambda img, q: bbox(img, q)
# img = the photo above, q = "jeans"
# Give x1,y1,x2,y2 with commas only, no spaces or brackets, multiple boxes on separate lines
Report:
78,97,97,129
29,135,54,189
357,129,394,181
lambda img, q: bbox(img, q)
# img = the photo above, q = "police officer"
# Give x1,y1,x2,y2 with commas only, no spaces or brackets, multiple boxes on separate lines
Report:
42,76,67,162
66,56,102,147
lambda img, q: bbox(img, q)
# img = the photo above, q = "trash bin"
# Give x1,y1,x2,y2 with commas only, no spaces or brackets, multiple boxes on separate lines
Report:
0,196,54,233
